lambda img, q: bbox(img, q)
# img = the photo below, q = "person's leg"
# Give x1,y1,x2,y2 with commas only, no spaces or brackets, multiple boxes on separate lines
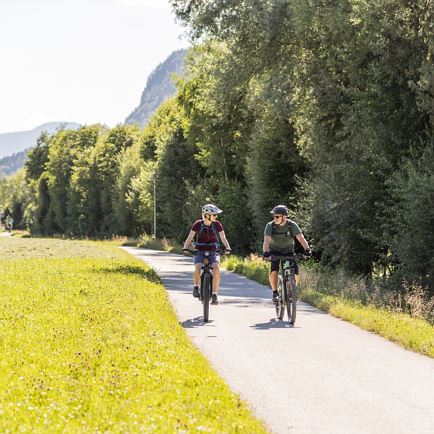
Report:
210,252,220,304
194,263,201,286
294,262,300,286
269,257,279,290
269,270,278,290
192,253,203,298
210,263,220,304
269,258,281,302
212,262,220,293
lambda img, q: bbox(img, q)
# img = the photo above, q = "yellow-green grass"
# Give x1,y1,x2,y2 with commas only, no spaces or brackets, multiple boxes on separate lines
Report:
119,235,184,254
0,238,267,433
222,255,434,358
0,237,123,260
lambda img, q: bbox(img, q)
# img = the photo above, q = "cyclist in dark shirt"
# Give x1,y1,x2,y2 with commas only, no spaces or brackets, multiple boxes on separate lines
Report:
263,205,311,303
183,204,231,305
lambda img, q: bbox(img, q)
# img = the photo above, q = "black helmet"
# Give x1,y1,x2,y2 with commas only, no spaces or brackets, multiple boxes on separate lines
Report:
270,205,288,215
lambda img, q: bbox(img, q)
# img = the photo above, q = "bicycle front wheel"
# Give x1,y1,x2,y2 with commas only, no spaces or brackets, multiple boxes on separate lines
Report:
286,274,297,324
202,273,211,322
277,275,285,320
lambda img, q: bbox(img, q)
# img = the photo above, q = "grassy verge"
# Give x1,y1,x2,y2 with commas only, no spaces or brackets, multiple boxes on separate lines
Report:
222,255,434,358
0,238,267,433
119,235,184,254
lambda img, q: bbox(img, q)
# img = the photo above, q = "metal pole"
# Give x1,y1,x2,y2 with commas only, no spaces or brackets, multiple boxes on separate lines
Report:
153,178,156,239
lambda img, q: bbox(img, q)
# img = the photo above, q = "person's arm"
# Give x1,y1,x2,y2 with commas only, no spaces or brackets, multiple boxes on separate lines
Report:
218,231,231,252
296,233,310,252
263,235,271,254
183,230,196,250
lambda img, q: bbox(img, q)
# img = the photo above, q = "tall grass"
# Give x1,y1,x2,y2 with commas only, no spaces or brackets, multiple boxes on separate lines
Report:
0,238,267,433
121,235,184,254
299,266,434,324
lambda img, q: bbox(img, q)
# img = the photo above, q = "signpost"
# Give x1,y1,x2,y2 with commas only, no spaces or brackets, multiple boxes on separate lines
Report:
152,177,156,239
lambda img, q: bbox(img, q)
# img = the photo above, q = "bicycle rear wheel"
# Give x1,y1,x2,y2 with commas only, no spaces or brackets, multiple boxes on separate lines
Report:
202,273,211,322
286,274,297,324
276,275,285,320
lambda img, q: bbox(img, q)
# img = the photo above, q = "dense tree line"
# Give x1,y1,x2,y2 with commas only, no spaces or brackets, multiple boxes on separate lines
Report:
1,0,433,296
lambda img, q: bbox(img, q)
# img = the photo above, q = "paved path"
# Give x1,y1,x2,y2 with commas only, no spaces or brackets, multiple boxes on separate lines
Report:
123,247,434,434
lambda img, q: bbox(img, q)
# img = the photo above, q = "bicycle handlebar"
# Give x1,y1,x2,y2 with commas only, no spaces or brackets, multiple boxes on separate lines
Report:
184,248,229,256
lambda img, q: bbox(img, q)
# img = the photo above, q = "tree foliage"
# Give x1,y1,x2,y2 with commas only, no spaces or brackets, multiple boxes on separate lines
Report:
3,0,431,296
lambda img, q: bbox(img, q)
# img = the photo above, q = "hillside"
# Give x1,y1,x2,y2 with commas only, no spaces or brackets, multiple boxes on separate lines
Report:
0,149,28,176
0,122,80,159
125,49,187,127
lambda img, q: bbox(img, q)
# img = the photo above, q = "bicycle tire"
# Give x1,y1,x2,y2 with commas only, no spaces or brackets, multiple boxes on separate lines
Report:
277,275,285,320
286,274,297,324
202,273,211,322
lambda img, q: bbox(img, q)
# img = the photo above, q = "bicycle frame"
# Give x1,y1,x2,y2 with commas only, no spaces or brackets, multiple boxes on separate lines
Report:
270,254,298,324
190,249,221,323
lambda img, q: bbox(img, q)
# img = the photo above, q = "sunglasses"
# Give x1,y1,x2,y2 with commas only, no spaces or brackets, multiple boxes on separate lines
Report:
273,215,284,219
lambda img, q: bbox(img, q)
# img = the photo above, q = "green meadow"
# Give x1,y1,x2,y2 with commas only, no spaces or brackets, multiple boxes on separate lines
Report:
0,238,266,433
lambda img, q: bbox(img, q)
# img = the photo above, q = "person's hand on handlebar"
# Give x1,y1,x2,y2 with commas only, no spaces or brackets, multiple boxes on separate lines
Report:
304,248,312,258
263,251,270,259
225,248,232,255
182,248,190,256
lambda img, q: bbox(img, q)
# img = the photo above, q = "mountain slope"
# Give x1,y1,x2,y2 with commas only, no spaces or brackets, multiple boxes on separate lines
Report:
125,49,187,127
0,122,80,159
0,149,29,176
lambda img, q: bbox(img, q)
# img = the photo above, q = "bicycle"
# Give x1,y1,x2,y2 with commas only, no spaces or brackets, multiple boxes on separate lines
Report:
269,253,305,324
188,249,222,323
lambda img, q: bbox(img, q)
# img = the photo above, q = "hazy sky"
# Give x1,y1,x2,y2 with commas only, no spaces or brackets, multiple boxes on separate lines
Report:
0,0,189,133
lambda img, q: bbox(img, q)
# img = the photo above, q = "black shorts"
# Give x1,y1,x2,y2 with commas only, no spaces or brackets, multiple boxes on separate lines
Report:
270,251,299,275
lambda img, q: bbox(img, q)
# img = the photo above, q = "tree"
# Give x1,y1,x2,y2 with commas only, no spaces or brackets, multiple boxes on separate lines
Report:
94,125,140,236
45,125,102,234
150,98,203,241
25,132,51,182
114,143,151,236
0,170,30,229
388,145,434,292
290,0,433,274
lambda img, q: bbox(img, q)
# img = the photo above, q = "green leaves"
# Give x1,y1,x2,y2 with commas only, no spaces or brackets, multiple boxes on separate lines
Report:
2,0,431,297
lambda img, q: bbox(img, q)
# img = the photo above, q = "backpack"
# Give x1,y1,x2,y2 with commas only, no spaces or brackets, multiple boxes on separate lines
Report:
271,219,294,238
195,220,220,246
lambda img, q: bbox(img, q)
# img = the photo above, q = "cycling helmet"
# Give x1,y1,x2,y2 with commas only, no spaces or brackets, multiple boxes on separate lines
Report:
202,203,223,215
270,205,288,215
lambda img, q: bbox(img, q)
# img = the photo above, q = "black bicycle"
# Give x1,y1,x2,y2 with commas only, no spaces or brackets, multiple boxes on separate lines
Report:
188,249,221,322
269,253,302,324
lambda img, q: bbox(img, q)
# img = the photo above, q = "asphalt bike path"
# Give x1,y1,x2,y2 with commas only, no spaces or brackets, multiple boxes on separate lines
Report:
123,247,434,434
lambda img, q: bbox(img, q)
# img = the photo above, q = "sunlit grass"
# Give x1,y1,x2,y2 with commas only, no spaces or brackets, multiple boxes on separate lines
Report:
222,254,434,358
0,238,267,433
121,235,184,254
0,237,124,260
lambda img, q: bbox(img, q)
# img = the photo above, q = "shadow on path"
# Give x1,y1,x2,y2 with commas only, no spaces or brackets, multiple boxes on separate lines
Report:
250,318,299,330
181,316,216,328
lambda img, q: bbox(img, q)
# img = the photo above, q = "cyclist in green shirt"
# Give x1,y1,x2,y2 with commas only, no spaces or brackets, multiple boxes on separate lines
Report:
263,205,311,303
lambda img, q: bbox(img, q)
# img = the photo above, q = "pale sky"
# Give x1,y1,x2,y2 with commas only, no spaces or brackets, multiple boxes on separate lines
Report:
0,0,189,133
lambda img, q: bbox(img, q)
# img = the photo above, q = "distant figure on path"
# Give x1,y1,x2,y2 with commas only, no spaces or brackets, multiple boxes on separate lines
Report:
5,216,13,233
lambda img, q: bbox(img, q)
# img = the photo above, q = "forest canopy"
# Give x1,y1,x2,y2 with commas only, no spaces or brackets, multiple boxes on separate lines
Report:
2,0,433,295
